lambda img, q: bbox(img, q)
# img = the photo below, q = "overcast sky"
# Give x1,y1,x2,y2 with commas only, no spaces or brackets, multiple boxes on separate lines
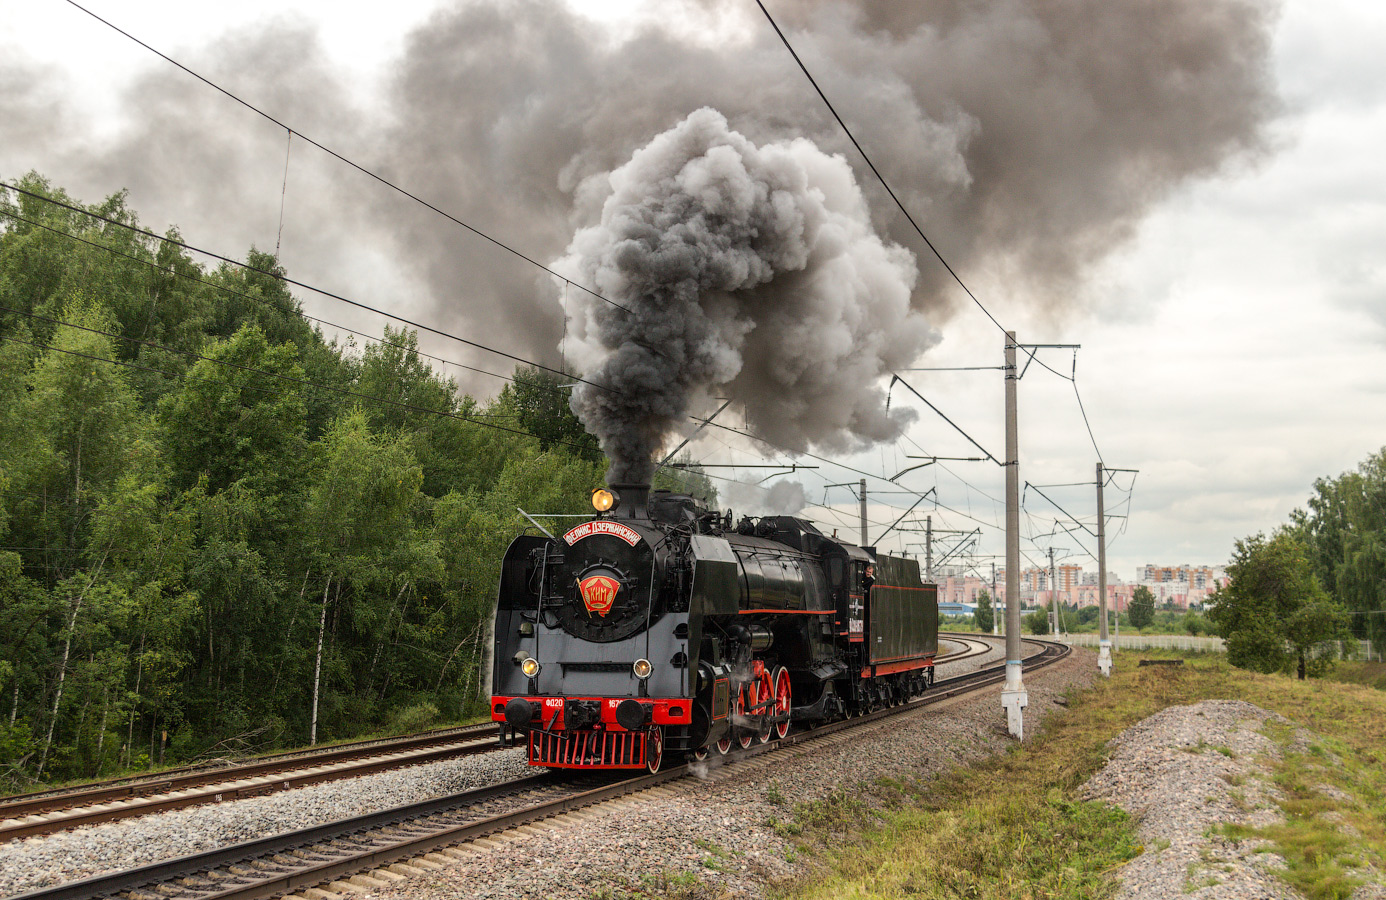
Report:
2,0,1382,582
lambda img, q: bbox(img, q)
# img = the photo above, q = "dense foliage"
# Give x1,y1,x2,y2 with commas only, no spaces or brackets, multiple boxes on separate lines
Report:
1204,447,1386,680
1208,533,1351,679
0,175,713,787
1288,449,1386,651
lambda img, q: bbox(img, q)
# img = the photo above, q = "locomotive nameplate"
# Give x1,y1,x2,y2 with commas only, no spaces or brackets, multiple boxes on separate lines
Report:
563,520,642,546
578,574,621,617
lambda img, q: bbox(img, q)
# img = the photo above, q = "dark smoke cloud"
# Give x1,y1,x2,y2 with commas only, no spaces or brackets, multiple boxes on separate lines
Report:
555,109,931,482
2,0,1279,420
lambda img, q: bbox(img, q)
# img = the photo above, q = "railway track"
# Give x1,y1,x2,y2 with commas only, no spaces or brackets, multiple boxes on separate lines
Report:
0,634,993,846
0,724,500,842
9,638,1068,900
937,632,999,666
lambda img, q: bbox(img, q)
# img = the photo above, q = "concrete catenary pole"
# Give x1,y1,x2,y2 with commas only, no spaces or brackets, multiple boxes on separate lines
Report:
859,478,868,547
1097,462,1112,676
1002,332,1027,738
925,515,933,580
1049,546,1059,638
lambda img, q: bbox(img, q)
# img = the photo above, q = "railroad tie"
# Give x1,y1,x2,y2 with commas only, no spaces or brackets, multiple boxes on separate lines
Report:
385,863,429,877
369,868,406,882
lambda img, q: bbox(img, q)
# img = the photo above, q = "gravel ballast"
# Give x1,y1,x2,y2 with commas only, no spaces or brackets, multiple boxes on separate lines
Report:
355,643,1091,900
0,749,534,896
0,640,1089,899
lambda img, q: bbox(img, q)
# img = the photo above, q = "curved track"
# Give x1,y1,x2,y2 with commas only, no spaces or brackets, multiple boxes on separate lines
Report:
9,638,1069,900
936,632,997,666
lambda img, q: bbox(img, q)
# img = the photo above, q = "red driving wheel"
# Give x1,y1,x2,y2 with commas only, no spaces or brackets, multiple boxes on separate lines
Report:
645,725,664,774
771,665,792,740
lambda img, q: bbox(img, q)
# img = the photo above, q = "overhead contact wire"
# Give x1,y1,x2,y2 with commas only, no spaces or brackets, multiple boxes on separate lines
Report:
0,182,611,393
0,205,521,389
60,0,634,316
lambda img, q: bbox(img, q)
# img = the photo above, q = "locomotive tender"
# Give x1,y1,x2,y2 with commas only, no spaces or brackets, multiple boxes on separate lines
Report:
490,483,938,772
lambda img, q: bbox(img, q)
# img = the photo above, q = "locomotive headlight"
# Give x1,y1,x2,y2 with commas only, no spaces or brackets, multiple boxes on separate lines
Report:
521,657,542,678
592,488,618,513
633,658,653,680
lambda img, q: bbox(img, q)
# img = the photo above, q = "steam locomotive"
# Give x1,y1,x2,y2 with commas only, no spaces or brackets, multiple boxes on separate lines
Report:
490,483,938,772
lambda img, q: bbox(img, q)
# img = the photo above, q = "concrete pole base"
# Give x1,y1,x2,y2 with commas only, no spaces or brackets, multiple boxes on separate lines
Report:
1002,689,1028,739
1002,660,1027,739
1098,639,1113,677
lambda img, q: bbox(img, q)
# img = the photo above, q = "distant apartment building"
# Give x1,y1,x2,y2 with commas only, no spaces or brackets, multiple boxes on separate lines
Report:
1136,563,1228,609
959,561,1228,611
1139,564,1224,590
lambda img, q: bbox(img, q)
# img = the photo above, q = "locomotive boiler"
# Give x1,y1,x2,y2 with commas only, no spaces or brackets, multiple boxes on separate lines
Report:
490,483,938,772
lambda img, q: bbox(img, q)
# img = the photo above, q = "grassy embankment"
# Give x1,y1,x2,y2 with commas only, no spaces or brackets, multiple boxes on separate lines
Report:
624,654,1386,900
759,654,1386,900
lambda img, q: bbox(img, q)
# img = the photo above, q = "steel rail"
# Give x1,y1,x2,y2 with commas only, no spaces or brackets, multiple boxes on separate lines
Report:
0,725,499,840
8,639,1069,900
2,636,986,842
1,723,496,808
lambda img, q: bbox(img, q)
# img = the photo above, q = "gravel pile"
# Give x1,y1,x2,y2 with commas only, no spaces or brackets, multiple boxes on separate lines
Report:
1084,698,1383,900
0,748,533,896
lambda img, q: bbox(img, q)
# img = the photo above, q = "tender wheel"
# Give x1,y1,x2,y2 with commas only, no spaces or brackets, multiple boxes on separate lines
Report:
736,686,753,750
771,665,792,740
645,726,664,774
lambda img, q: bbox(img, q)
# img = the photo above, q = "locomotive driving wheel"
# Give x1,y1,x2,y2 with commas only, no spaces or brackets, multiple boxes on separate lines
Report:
771,665,792,740
736,686,753,750
753,670,774,744
645,725,664,774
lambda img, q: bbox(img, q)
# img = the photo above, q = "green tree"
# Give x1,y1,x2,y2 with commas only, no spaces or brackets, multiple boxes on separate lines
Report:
1207,532,1352,679
974,590,994,632
158,324,308,495
1024,604,1050,635
499,365,601,460
1128,585,1156,629
300,408,427,743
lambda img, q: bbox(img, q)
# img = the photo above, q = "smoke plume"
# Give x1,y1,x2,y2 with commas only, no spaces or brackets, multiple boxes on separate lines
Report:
722,479,809,518
1,0,1279,410
555,109,930,482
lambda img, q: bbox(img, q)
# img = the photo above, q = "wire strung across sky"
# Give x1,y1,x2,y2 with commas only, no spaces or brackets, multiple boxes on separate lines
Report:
0,181,613,394
1,191,960,528
0,320,605,456
0,204,523,390
59,0,636,318
29,2,1133,567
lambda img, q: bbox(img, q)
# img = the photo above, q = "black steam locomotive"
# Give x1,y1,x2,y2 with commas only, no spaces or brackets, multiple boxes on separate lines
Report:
490,483,938,772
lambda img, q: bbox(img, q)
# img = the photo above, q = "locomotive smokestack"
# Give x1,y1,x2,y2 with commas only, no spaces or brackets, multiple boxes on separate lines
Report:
609,483,651,521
